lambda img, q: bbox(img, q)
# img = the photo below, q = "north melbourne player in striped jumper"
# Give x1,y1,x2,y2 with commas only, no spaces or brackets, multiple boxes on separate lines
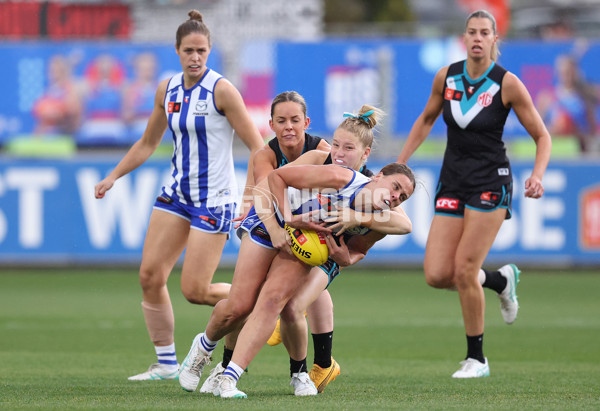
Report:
177,90,331,395
178,106,414,398
206,161,415,398
94,10,263,381
179,91,330,393
397,10,551,378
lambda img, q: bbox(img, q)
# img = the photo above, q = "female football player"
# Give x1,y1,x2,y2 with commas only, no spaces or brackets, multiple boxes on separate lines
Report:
397,10,551,378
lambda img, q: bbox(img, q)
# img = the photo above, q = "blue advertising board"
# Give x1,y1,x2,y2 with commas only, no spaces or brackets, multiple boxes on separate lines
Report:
0,157,598,267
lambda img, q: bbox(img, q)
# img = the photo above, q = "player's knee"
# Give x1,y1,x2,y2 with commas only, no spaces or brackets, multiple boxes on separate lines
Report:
262,294,286,314
280,305,293,322
227,299,253,323
280,301,303,323
138,267,167,292
453,261,479,288
424,268,454,289
181,285,211,305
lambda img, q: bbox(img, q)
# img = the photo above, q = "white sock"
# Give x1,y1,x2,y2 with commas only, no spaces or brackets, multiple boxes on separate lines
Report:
478,269,486,285
445,270,484,292
223,361,245,382
199,332,218,354
155,343,178,370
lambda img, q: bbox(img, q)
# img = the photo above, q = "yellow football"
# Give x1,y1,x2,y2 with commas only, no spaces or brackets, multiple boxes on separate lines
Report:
284,224,329,266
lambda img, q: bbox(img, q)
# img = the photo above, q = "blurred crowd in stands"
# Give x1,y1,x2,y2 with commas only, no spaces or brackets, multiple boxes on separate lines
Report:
2,0,600,155
32,51,166,147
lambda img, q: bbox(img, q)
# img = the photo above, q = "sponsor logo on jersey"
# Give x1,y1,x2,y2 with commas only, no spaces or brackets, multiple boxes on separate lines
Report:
217,188,231,197
477,91,493,107
193,100,209,116
156,195,173,204
480,192,498,206
436,197,459,210
198,215,217,227
498,168,509,176
253,226,272,242
167,102,181,113
445,88,463,101
184,96,189,103
196,101,208,111
447,76,500,128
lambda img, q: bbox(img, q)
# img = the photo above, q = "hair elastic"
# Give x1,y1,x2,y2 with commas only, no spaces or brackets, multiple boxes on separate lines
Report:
343,110,374,123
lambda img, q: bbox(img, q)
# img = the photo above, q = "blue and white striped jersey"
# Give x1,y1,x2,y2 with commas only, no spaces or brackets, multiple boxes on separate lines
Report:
162,69,237,207
278,168,372,236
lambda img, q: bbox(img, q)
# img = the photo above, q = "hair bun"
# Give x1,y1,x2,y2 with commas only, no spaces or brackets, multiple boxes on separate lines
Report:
188,9,203,22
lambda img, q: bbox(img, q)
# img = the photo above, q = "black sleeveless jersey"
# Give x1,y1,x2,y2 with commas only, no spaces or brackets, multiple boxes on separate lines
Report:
441,60,512,190
267,133,323,167
323,153,374,177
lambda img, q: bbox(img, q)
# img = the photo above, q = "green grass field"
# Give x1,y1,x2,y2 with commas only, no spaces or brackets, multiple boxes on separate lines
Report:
1,267,599,410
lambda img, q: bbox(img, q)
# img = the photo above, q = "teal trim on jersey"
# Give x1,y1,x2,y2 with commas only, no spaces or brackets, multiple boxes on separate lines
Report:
449,61,501,115
279,151,289,166
278,136,313,167
449,75,501,114
462,60,495,83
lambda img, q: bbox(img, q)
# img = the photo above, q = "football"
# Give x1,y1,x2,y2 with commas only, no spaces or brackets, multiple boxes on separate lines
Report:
284,224,329,266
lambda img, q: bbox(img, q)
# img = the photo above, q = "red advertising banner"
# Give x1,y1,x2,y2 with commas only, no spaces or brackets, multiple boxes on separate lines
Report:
0,2,131,39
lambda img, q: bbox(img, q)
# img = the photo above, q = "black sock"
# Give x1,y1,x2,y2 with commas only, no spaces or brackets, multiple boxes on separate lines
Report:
482,269,507,294
290,357,307,377
466,334,485,363
312,332,333,368
221,346,233,369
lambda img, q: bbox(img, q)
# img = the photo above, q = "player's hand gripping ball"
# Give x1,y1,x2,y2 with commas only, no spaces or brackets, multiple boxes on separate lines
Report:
284,224,329,266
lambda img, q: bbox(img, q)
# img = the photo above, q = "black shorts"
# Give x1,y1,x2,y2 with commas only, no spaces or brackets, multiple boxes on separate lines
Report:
434,181,512,220
317,258,341,288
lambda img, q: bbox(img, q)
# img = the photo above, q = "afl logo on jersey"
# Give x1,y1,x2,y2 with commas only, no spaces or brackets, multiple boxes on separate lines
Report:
445,88,463,101
477,91,493,107
167,102,181,113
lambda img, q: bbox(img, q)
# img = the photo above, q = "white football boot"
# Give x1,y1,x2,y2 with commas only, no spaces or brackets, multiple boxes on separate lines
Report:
179,334,212,392
200,362,225,395
452,358,490,378
497,264,521,324
128,363,179,381
290,371,318,396
216,375,247,399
